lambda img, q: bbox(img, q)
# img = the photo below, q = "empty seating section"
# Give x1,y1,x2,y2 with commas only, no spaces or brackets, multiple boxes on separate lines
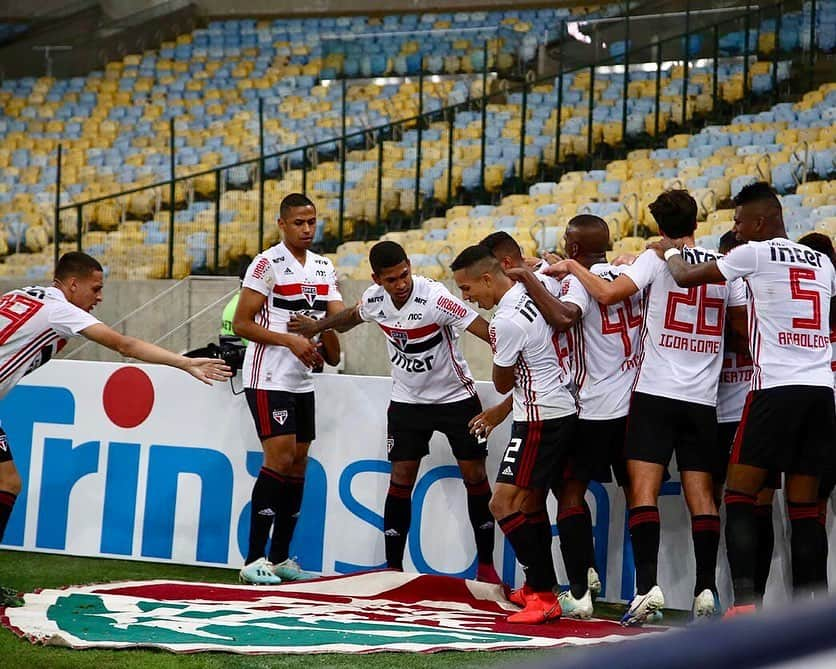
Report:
331,82,836,280
0,2,832,280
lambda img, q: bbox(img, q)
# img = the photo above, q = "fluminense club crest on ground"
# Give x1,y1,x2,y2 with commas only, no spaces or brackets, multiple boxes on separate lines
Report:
1,572,662,654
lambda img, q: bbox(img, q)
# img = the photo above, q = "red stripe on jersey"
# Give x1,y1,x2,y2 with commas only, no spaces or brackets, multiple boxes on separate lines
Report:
729,391,754,465
0,330,57,383
442,326,475,396
273,283,330,296
378,322,440,340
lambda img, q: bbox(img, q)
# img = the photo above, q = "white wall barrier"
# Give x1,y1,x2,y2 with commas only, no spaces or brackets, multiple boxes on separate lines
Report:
1,360,829,610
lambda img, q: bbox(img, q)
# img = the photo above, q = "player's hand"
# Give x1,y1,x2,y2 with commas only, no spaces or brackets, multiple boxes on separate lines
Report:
288,313,320,339
182,358,233,386
541,250,564,265
505,266,538,284
285,333,323,368
469,402,512,439
523,255,543,270
647,237,676,259
611,253,637,266
541,259,573,279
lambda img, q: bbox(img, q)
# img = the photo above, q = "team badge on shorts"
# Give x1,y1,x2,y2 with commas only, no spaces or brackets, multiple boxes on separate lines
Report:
0,434,7,453
391,329,408,351
386,437,395,453
301,285,318,307
273,409,288,426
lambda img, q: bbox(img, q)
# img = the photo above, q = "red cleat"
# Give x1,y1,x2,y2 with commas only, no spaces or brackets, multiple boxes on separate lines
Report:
508,584,532,607
476,563,502,585
723,604,756,619
507,590,562,624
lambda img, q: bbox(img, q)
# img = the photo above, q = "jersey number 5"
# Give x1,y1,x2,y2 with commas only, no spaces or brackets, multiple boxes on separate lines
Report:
789,267,821,330
0,294,43,345
664,285,724,336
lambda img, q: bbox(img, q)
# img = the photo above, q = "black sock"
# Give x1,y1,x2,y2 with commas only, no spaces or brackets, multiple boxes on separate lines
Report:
524,510,553,556
464,478,495,565
559,505,592,599
754,503,774,599
582,499,597,572
0,490,16,541
788,501,826,596
246,467,283,565
269,474,304,565
724,490,757,605
691,514,720,596
498,512,557,592
818,500,829,589
628,506,660,596
384,481,413,570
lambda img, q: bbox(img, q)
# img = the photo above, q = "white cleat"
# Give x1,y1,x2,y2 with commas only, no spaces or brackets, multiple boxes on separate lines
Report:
239,557,282,585
621,585,665,626
588,567,602,598
692,588,719,621
558,589,594,619
272,557,316,582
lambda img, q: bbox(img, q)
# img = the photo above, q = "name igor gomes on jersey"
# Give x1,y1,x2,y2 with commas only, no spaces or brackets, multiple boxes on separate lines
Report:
358,276,478,404
622,247,747,407
241,242,342,393
0,286,99,400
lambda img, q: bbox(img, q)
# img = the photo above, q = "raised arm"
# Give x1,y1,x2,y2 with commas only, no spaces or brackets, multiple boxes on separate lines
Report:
648,239,727,287
506,267,580,332
80,324,231,385
545,259,638,306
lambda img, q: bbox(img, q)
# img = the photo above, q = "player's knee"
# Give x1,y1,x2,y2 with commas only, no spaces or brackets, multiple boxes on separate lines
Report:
390,461,419,486
0,467,22,496
489,488,519,519
290,454,308,477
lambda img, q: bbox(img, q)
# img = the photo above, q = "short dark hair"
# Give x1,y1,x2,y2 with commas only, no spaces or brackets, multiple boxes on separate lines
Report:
798,232,836,265
718,230,742,255
369,240,408,274
733,181,781,209
54,252,102,280
648,190,698,239
480,231,522,260
450,244,500,274
280,193,315,220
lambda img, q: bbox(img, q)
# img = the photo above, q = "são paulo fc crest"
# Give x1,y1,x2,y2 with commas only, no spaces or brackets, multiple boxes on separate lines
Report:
273,410,288,425
390,329,408,351
301,285,318,307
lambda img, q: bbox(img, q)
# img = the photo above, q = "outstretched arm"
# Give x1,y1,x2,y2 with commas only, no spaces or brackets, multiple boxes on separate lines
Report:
545,259,638,306
289,304,364,337
648,239,727,287
80,324,231,385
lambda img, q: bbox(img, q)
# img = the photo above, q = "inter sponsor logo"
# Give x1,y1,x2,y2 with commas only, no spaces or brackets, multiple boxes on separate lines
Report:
769,244,823,268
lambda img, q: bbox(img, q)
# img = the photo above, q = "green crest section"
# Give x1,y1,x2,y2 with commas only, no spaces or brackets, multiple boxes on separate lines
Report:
47,593,533,648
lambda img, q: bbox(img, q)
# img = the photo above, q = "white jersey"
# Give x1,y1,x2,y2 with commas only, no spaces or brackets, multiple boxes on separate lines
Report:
534,267,575,378
358,275,478,404
241,241,342,392
0,286,99,400
717,351,754,423
490,281,576,422
623,247,747,406
717,238,836,390
561,263,643,419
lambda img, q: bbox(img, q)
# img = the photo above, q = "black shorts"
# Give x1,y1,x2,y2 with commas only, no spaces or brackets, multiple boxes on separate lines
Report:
244,389,316,443
497,414,577,489
567,417,629,486
718,420,782,489
387,395,485,462
0,427,11,464
625,392,717,472
731,385,836,477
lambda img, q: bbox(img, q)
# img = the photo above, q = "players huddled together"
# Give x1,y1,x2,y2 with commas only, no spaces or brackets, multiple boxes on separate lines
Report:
278,182,836,626
0,182,832,627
